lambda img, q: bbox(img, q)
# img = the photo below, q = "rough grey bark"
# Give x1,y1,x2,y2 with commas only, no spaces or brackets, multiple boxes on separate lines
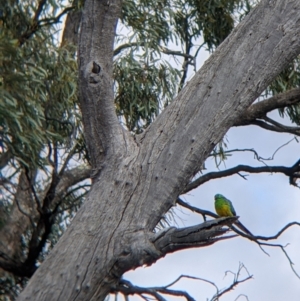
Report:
18,1,300,300
237,88,300,125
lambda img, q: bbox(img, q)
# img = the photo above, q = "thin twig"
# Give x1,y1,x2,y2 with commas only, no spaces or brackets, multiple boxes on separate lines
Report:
211,263,252,301
115,264,252,301
184,158,300,193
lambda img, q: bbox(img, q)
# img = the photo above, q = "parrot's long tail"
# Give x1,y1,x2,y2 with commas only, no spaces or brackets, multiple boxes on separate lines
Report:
234,220,253,236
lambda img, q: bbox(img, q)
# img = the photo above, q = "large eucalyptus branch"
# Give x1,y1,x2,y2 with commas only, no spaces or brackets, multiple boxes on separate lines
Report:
62,9,82,47
78,0,128,169
237,87,300,124
54,165,91,201
234,88,300,135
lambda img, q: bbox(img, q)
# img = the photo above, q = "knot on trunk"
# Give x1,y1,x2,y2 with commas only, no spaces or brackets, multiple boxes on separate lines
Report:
111,229,162,275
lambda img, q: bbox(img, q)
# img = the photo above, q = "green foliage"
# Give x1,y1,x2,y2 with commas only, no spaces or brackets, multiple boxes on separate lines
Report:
0,0,82,168
118,0,177,132
0,1,85,298
121,0,172,47
211,138,230,167
114,55,180,132
116,0,251,132
178,0,242,50
0,274,26,301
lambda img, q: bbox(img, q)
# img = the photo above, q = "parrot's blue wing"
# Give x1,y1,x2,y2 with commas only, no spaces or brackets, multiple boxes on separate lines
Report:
228,199,236,216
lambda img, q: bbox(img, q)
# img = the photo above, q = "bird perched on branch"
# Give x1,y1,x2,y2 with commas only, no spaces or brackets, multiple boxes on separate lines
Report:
214,193,252,235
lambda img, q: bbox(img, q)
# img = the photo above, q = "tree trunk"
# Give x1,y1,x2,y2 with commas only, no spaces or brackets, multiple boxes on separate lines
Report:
0,171,37,269
18,1,300,300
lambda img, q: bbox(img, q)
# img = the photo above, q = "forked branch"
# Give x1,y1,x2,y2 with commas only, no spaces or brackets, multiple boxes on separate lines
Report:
236,88,300,126
113,263,252,301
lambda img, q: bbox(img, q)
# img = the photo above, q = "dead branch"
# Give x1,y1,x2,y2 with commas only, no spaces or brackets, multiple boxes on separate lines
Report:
114,264,252,301
152,217,238,255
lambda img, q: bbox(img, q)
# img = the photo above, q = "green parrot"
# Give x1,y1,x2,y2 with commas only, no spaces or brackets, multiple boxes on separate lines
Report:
214,194,252,235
